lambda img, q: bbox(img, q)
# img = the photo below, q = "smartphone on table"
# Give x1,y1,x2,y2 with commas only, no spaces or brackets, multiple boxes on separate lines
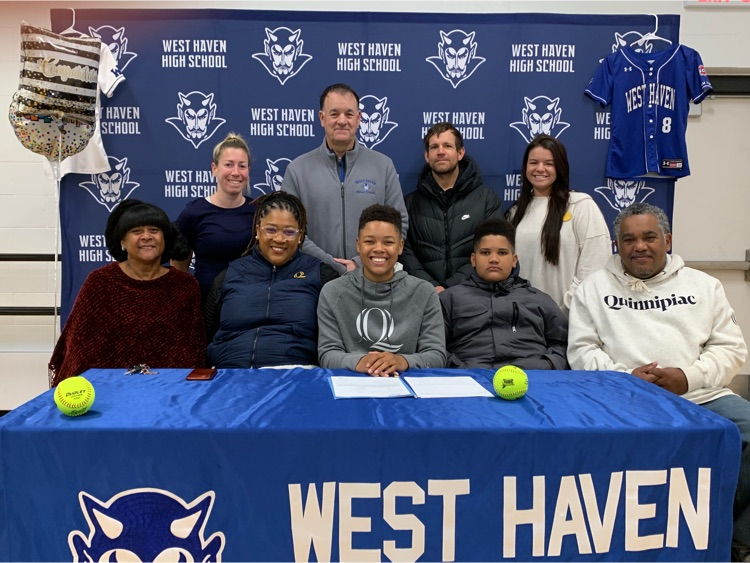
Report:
186,368,217,381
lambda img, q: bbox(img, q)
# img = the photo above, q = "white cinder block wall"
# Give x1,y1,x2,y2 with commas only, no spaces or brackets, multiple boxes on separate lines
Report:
0,1,748,409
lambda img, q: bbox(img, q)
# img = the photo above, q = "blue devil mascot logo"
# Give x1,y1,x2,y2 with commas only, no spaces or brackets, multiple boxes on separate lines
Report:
68,488,225,562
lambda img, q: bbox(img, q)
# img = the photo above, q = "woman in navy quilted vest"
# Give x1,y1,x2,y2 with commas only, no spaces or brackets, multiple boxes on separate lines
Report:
204,191,338,367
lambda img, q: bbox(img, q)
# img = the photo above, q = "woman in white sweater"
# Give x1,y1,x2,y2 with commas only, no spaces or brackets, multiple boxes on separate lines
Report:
507,135,612,315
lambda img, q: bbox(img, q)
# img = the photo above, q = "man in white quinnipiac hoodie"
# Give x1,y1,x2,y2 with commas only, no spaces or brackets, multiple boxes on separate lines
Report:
568,202,750,561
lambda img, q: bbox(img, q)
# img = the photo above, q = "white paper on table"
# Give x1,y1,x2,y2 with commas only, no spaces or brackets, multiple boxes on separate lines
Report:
259,365,315,369
404,376,494,398
329,376,415,399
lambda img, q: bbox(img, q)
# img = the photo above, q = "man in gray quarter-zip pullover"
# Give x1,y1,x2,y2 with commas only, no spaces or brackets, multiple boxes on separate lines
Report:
282,83,407,275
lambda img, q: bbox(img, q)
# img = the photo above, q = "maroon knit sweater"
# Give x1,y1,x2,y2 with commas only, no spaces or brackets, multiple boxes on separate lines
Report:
49,263,206,386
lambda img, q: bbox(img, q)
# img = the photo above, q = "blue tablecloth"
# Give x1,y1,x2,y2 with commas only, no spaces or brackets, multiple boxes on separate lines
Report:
0,368,740,561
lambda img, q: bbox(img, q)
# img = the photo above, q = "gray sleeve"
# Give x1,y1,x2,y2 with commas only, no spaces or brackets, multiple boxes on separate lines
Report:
317,284,365,370
282,162,346,274
401,289,447,369
280,163,300,196
300,240,346,274
384,160,409,240
438,289,453,349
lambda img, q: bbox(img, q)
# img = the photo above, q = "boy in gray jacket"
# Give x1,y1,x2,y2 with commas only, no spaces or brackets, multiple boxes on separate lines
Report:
439,219,569,370
317,204,446,376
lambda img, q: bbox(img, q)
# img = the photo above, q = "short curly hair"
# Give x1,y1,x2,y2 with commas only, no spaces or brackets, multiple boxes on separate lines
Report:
358,204,402,235
613,202,671,242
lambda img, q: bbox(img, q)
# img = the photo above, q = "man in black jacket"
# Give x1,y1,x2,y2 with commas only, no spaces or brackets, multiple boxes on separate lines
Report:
401,122,503,292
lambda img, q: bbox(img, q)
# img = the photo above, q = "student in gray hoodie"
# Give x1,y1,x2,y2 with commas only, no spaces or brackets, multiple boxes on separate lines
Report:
317,204,446,376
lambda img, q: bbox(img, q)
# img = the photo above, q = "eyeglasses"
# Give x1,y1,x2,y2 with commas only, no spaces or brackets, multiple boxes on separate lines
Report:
259,226,300,239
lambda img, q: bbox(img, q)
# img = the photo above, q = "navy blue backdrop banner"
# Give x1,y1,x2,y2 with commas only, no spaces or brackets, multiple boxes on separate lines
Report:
50,10,680,322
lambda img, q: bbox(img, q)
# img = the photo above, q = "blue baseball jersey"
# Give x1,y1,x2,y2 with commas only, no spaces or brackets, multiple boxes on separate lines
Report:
585,44,712,179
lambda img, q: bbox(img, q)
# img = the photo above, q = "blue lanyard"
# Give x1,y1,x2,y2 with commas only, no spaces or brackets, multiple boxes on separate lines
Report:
338,155,346,183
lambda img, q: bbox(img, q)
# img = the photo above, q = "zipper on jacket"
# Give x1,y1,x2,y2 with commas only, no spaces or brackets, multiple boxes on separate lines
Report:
250,265,276,366
338,156,347,257
512,302,518,333
443,209,450,277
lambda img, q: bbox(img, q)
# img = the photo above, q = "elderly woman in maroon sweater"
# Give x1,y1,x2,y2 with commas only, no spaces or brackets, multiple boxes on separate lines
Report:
49,200,206,386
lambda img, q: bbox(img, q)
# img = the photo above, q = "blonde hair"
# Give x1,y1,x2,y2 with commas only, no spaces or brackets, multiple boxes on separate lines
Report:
212,132,250,165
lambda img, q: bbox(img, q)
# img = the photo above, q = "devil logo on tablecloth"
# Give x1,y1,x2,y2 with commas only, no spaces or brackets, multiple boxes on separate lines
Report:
68,488,225,562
